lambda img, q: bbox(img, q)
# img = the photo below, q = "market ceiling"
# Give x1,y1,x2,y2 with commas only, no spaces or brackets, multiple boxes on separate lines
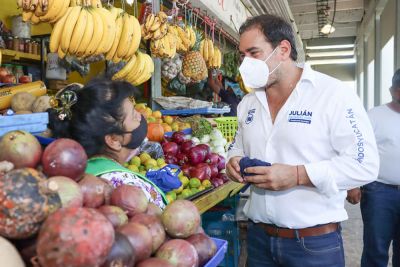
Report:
240,0,363,64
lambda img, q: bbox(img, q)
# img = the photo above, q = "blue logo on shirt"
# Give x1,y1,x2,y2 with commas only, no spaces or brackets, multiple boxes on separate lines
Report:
288,110,312,124
245,109,256,124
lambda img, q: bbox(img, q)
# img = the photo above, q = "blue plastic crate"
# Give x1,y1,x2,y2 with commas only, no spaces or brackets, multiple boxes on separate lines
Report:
202,210,240,267
205,238,228,267
160,107,230,116
164,128,192,138
0,112,49,136
35,135,55,145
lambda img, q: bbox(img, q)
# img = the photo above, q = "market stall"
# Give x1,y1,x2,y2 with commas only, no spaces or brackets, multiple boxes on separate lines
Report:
0,0,250,266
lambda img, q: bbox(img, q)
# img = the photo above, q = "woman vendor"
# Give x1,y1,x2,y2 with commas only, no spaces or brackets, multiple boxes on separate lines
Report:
48,78,167,209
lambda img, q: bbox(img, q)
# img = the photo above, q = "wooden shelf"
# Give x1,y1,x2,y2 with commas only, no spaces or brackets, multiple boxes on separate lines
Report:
193,181,244,214
1,49,42,62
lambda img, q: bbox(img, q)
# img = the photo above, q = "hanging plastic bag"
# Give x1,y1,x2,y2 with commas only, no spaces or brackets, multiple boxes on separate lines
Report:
139,141,164,159
146,164,182,193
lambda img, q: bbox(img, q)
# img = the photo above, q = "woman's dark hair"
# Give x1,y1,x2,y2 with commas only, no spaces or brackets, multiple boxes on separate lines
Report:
48,78,140,157
239,14,298,61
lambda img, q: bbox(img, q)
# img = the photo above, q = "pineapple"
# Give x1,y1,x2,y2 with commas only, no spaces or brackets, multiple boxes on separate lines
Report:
182,31,208,82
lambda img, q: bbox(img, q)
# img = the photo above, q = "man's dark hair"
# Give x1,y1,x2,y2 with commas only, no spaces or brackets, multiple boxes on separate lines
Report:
239,14,298,61
392,68,400,89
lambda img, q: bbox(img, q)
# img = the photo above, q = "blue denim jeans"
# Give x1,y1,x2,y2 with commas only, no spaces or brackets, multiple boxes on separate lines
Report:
361,181,400,267
247,221,345,267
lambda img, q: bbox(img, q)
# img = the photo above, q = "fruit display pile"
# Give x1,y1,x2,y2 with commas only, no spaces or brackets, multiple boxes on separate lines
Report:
0,130,221,267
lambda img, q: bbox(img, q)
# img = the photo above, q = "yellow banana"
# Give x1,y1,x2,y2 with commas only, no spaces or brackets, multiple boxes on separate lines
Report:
90,0,101,8
68,7,88,54
116,13,134,58
157,11,167,23
60,6,81,53
149,17,161,32
127,52,145,82
113,54,137,80
30,14,40,24
145,13,155,31
39,0,66,22
95,8,116,54
106,12,123,61
34,0,46,17
49,0,70,23
49,7,72,53
84,7,103,55
57,46,66,59
76,8,93,57
124,15,141,59
22,11,33,22
207,39,214,63
202,39,208,61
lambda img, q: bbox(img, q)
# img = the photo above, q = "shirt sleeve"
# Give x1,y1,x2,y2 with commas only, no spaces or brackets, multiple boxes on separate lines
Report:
227,101,245,160
304,89,379,196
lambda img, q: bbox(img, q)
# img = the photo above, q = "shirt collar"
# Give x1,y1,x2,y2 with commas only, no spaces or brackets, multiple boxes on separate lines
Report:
296,63,317,88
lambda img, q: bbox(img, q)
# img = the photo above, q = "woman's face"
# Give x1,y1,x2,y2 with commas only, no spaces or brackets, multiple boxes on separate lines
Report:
122,98,141,132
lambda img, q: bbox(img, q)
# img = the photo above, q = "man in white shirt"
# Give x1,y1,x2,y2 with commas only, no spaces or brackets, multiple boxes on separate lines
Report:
227,14,379,267
347,69,400,267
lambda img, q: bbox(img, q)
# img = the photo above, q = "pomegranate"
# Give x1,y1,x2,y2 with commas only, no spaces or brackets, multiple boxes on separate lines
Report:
161,200,200,238
37,207,115,267
98,205,129,228
130,213,166,253
79,174,113,208
0,130,42,168
146,202,163,218
118,222,152,263
186,233,217,266
0,168,61,239
156,239,199,267
42,138,87,181
46,176,83,208
111,185,149,217
101,232,135,267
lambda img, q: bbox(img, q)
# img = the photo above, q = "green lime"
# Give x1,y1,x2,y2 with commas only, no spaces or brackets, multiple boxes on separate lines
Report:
189,178,201,188
130,156,141,167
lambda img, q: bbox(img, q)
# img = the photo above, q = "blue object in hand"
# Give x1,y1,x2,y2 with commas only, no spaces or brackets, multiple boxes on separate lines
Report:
239,157,271,176
239,157,271,193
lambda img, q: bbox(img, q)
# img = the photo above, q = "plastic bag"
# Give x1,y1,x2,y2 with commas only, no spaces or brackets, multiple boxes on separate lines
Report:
139,141,164,159
146,164,182,193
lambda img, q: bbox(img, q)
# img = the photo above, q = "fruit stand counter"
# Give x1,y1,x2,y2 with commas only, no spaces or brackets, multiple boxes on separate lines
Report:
193,181,244,214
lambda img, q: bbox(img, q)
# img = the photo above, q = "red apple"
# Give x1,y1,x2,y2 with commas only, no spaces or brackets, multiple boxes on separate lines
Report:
19,75,31,84
2,74,16,84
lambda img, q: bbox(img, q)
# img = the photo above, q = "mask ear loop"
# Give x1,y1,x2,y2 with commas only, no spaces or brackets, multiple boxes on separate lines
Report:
264,46,281,75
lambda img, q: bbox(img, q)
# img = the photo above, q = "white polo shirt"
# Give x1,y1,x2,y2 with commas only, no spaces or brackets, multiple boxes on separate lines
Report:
368,104,400,185
228,64,379,229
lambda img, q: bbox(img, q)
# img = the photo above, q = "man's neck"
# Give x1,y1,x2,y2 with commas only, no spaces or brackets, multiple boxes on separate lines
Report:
266,64,302,98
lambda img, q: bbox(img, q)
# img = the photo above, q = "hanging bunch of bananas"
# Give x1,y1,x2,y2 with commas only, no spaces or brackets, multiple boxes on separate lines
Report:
18,0,70,24
150,30,177,59
199,38,215,65
185,25,196,49
49,5,141,62
236,74,252,94
207,46,222,69
168,25,192,53
142,11,169,41
112,52,154,86
106,8,141,63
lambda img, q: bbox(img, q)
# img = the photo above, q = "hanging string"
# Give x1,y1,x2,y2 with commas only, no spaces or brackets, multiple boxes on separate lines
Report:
133,0,138,17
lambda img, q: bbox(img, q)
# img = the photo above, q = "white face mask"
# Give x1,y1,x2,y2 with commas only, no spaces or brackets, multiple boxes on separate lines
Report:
239,46,281,89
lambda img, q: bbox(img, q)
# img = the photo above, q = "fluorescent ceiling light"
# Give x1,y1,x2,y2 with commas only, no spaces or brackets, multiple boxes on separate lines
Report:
320,24,336,35
307,50,354,58
307,57,356,65
306,44,355,50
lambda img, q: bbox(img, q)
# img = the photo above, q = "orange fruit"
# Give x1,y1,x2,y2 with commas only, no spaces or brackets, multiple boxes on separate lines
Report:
152,110,162,119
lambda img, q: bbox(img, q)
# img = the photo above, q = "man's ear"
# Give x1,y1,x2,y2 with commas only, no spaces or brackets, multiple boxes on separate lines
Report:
278,40,292,61
104,134,122,152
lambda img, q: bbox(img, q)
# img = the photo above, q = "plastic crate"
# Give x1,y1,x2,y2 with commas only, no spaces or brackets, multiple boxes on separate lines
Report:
205,238,228,267
0,112,48,136
214,117,238,142
202,199,240,267
160,106,231,116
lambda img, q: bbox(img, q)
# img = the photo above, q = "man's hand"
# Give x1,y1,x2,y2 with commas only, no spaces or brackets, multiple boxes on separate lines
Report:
208,70,223,94
243,164,313,190
226,156,244,183
346,188,361,205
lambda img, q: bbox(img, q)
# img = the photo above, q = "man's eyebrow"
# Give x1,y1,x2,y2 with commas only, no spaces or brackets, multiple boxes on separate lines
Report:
239,47,259,54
